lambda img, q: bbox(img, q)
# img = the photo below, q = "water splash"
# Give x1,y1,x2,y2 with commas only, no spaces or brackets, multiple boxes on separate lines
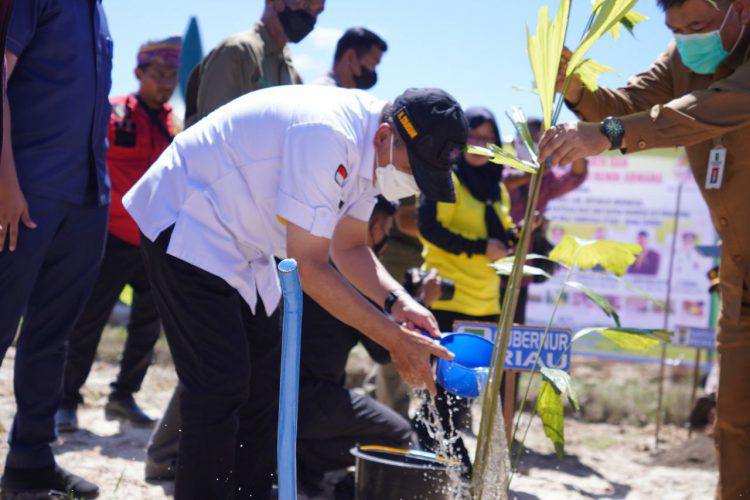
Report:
413,390,469,500
475,397,511,500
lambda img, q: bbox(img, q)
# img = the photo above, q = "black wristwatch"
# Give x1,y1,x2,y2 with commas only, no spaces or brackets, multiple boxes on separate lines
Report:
384,288,408,315
600,116,625,150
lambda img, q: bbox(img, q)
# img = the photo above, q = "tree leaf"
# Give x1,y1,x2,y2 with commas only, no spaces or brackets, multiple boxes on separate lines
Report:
536,380,565,458
541,367,581,412
572,327,673,351
568,0,638,78
497,253,564,265
527,0,572,130
465,144,539,174
506,107,538,164
571,59,613,91
550,235,641,275
491,261,552,279
612,274,667,311
592,1,648,39
565,280,621,327
618,10,649,37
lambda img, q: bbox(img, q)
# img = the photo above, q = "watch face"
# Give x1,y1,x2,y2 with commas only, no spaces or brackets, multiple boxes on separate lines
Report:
605,118,624,137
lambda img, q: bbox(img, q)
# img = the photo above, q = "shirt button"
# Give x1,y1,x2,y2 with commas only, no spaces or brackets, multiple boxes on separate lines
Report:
638,140,646,149
733,254,744,265
720,217,729,227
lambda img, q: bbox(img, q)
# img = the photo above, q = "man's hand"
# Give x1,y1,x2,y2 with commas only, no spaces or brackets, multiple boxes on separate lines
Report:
0,52,34,252
556,47,584,105
538,121,611,167
416,268,443,308
391,293,440,337
0,179,35,252
486,239,508,262
388,324,454,395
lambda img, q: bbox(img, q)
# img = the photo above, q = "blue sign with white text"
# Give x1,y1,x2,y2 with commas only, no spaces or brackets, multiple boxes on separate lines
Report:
452,321,572,373
674,326,716,351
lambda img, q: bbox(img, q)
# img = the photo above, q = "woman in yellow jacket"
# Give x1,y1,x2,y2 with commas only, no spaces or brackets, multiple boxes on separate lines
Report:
414,107,516,477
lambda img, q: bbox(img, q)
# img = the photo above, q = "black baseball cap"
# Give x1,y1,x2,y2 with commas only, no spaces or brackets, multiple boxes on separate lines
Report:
390,88,468,203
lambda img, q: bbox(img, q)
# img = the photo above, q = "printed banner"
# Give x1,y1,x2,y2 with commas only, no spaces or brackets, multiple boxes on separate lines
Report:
527,151,718,333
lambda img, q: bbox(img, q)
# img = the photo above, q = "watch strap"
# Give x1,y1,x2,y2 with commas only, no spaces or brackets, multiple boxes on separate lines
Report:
384,288,408,314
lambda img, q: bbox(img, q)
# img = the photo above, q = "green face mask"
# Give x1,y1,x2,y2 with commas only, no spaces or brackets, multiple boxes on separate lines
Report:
675,5,743,74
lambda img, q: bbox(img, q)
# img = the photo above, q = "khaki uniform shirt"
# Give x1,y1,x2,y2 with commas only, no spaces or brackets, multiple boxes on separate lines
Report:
570,29,750,331
185,21,302,126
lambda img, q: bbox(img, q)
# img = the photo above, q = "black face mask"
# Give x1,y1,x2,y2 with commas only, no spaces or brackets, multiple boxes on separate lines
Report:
277,5,316,43
371,235,389,255
354,65,377,90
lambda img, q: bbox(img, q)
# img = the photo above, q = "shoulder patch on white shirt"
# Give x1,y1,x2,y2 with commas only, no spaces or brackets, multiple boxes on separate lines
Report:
334,164,348,186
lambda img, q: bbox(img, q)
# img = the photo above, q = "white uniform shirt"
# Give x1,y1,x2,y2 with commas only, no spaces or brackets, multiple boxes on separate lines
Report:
310,71,338,87
123,85,385,314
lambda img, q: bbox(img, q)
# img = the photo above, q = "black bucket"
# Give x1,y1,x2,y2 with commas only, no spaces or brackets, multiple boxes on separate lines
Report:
351,445,462,500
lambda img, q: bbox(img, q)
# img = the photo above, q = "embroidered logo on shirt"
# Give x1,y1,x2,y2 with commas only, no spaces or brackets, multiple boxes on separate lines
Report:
335,164,348,186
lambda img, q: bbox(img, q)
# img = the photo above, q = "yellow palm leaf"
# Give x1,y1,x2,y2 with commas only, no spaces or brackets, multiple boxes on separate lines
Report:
591,0,648,39
573,59,613,91
527,0,571,130
616,9,649,39
568,0,638,77
549,235,642,275
465,144,539,174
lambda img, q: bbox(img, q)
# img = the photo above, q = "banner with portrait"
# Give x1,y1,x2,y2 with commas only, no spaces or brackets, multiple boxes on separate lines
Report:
526,150,718,332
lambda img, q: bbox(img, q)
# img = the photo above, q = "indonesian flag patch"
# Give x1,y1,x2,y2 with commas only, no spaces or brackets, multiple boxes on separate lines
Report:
335,164,348,186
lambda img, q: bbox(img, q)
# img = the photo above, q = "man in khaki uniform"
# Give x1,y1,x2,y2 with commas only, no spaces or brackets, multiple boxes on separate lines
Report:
183,0,324,127
537,0,749,497
145,0,325,481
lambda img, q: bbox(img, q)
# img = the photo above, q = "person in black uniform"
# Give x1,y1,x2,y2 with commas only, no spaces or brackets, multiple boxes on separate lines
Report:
297,199,415,496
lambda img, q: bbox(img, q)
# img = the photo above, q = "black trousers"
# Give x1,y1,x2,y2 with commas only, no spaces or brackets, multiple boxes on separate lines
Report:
140,227,281,500
413,309,500,478
0,194,108,468
62,233,161,408
297,379,414,489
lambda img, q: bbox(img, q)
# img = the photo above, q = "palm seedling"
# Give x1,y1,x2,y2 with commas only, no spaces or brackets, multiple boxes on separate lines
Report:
468,2,672,498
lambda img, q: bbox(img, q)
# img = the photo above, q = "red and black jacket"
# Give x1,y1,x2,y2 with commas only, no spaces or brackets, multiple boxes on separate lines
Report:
107,94,176,245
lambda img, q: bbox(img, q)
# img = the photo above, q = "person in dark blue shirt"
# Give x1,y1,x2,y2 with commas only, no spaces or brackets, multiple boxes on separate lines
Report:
0,1,112,497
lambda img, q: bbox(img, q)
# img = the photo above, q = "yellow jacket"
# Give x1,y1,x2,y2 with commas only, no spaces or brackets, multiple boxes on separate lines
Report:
419,173,514,317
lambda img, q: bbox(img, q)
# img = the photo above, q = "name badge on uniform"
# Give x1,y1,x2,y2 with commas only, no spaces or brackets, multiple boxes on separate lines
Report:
705,146,726,190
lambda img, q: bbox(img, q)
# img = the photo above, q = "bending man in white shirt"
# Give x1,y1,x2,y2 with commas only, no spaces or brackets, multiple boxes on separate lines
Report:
123,84,467,499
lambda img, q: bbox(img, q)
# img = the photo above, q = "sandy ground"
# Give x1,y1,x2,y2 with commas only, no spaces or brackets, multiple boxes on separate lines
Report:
0,347,717,499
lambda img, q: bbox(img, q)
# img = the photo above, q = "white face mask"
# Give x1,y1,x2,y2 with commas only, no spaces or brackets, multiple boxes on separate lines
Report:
375,134,420,201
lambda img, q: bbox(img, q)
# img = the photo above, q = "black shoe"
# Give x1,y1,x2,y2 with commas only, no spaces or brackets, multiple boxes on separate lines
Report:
0,465,99,499
104,394,157,428
55,407,79,433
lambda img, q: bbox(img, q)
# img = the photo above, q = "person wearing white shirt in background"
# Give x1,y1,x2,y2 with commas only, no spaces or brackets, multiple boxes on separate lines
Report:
123,85,466,499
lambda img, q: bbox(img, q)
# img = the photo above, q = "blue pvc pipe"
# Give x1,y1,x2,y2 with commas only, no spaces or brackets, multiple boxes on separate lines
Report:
277,259,303,500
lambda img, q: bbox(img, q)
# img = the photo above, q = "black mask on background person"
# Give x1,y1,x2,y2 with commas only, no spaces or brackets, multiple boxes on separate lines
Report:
354,65,377,90
277,4,316,43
